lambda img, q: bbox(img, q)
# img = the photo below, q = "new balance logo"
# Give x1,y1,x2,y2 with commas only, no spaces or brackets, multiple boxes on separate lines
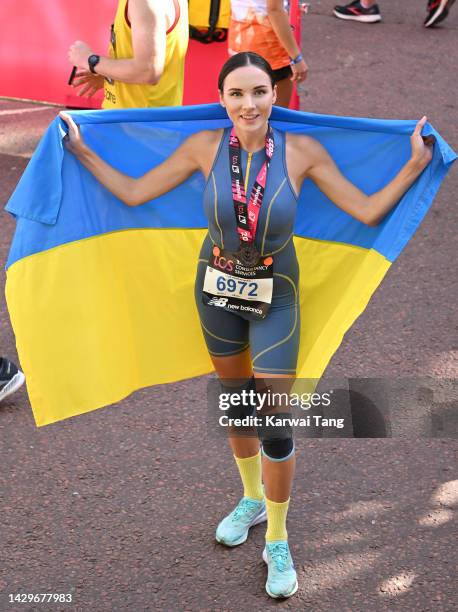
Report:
208,297,228,307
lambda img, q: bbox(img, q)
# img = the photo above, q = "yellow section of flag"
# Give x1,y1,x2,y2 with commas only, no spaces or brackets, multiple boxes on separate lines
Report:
6,229,389,426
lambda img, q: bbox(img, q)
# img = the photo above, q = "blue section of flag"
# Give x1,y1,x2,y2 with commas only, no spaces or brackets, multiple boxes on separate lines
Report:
5,104,456,268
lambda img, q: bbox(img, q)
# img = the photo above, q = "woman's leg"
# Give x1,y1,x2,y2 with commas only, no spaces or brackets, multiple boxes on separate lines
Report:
210,348,260,459
254,373,295,503
247,269,300,597
195,261,262,500
195,259,265,546
255,373,295,540
212,349,267,547
254,373,298,598
249,269,300,505
275,77,294,108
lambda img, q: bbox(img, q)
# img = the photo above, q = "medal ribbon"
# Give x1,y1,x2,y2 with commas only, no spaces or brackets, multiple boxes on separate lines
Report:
229,125,275,244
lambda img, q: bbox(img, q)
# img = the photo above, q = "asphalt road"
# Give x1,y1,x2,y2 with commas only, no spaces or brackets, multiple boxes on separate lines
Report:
0,1,457,610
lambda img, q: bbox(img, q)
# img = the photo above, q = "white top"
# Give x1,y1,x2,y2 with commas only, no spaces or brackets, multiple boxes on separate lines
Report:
231,0,289,21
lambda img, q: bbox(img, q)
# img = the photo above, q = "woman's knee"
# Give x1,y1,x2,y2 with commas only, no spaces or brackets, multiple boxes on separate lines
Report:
211,347,253,381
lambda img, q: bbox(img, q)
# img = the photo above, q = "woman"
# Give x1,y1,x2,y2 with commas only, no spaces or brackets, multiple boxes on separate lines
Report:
228,0,308,106
60,51,433,599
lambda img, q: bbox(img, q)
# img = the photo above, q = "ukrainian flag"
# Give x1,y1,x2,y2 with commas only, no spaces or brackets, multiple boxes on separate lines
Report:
5,105,456,426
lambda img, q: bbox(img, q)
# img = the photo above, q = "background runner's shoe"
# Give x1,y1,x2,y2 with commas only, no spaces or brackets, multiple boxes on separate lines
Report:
262,541,298,599
333,1,382,22
215,497,266,547
424,0,455,26
0,358,25,403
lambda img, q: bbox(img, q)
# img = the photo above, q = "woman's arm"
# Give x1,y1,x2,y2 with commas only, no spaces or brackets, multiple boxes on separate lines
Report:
60,112,216,206
266,0,308,83
290,116,434,226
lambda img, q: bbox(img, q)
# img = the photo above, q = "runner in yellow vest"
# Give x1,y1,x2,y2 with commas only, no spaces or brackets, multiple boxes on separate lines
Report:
68,0,188,108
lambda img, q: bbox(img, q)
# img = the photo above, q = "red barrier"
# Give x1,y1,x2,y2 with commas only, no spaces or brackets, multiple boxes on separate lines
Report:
0,1,300,109
290,0,302,111
0,0,113,108
183,39,228,105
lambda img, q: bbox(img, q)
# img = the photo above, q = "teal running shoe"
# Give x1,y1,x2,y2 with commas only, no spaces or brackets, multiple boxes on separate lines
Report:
215,497,266,547
262,540,298,598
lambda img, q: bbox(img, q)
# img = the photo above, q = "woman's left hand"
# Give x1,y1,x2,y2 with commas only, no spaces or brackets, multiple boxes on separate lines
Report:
410,116,435,170
291,59,308,83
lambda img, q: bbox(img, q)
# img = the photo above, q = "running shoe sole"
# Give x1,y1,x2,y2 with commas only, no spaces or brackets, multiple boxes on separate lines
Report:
262,548,299,598
0,371,25,402
333,10,381,22
215,508,267,547
424,0,455,26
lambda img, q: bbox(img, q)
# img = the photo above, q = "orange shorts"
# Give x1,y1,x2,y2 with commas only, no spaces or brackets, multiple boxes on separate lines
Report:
228,17,291,71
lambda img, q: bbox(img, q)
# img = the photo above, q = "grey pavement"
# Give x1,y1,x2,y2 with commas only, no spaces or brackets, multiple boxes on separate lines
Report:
0,1,457,610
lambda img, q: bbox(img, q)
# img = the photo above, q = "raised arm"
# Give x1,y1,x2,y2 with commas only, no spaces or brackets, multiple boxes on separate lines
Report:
60,112,215,206
288,117,434,226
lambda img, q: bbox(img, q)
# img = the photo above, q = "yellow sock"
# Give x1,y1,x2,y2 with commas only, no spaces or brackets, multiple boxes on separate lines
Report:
234,452,264,501
265,497,289,542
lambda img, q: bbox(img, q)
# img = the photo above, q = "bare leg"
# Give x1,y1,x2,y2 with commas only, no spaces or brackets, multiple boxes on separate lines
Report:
275,77,294,108
254,373,296,503
262,453,295,502
210,355,296,502
210,348,260,458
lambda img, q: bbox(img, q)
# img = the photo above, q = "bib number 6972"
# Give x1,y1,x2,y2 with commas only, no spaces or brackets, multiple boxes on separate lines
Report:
216,275,258,297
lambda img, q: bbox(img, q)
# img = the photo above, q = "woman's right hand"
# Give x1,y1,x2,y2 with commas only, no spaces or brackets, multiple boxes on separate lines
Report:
59,112,89,157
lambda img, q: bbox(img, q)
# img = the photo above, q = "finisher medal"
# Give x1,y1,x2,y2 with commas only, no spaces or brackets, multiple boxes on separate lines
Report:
236,242,260,267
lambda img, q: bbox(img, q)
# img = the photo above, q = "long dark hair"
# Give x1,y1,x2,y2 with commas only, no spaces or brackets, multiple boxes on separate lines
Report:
218,52,276,92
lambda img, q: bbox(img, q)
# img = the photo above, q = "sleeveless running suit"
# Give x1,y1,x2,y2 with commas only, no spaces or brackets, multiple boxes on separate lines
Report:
194,127,300,375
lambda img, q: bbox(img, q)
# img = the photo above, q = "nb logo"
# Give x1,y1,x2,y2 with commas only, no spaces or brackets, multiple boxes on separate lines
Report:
208,297,228,307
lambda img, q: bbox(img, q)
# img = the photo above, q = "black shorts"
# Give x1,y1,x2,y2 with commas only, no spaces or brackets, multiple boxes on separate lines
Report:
272,65,292,82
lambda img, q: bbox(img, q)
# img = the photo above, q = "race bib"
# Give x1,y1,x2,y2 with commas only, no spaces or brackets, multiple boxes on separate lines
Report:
202,246,273,320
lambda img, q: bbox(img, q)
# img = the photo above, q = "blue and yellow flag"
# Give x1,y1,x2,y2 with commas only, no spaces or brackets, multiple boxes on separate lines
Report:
5,105,456,426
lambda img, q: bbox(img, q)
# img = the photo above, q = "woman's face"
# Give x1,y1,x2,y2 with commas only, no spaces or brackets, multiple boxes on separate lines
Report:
220,65,277,133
